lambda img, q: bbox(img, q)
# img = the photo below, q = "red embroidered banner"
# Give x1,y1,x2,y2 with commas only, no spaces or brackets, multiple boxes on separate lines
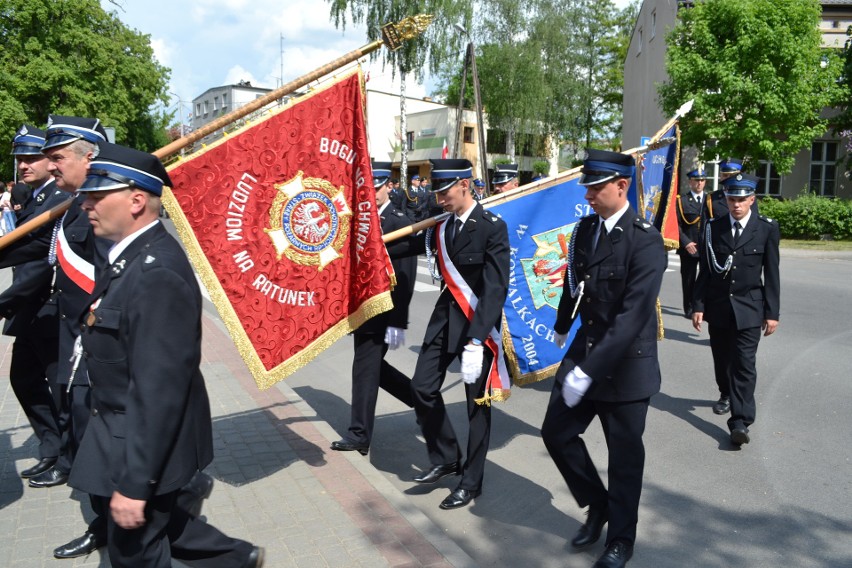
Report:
165,69,393,389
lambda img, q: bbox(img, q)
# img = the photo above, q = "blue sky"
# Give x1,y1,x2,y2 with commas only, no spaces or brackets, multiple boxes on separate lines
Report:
102,0,634,115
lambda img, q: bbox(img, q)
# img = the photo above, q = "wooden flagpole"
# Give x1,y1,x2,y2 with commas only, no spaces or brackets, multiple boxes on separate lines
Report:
0,15,434,251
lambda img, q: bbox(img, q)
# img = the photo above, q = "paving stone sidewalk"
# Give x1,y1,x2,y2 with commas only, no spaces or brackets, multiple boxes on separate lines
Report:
0,293,474,568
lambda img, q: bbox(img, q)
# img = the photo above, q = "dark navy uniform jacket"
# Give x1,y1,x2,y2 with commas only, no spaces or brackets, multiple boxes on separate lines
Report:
677,192,704,257
402,202,509,354
0,192,108,383
69,222,213,500
693,215,780,330
358,202,416,334
554,207,667,402
0,182,66,338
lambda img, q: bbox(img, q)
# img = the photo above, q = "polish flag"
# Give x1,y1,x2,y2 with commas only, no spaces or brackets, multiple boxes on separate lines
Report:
441,138,448,159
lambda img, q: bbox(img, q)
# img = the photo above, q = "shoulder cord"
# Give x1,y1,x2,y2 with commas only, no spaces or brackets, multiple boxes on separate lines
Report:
678,196,700,225
425,226,443,281
704,222,732,275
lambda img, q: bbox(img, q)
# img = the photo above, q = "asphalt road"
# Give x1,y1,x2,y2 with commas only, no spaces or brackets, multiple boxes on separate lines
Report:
283,249,852,568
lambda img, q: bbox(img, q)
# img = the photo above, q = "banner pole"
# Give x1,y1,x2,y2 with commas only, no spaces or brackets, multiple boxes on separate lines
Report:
0,15,434,252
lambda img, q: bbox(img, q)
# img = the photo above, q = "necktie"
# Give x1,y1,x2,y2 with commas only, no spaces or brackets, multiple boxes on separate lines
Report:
446,218,461,253
733,221,742,244
594,221,607,252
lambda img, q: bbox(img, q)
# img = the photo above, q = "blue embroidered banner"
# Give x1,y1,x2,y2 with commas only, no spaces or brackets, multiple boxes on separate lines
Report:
630,125,680,249
487,173,587,385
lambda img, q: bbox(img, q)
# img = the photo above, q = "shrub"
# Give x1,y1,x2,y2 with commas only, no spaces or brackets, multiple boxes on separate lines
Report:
759,191,852,240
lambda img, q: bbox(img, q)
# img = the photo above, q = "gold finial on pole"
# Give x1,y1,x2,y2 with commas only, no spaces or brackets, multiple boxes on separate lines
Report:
381,15,434,50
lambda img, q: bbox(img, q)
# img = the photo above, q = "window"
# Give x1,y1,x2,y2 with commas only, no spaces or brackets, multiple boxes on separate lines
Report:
195,103,201,116
756,161,781,196
463,126,474,144
810,141,838,196
222,93,228,110
213,96,219,111
485,129,507,154
203,100,209,115
651,10,656,40
406,131,415,151
637,28,642,55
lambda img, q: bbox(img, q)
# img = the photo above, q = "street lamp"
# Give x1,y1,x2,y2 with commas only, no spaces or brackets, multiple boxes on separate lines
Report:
453,24,489,194
169,91,187,138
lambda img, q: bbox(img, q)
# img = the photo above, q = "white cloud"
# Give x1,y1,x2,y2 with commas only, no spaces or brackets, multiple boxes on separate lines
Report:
102,0,434,108
223,65,260,87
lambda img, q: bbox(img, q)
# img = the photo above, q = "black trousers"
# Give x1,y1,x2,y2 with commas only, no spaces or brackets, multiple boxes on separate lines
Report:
678,252,699,315
541,375,650,547
95,490,253,568
411,327,492,492
345,333,413,446
708,324,761,431
9,333,60,459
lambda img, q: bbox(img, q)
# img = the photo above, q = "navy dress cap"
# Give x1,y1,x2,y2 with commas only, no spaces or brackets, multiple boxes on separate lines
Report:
79,142,172,196
429,159,473,192
11,125,47,156
686,168,707,180
371,160,393,189
492,164,519,185
722,173,759,197
579,148,635,186
42,115,108,151
719,158,743,173
473,178,485,188
411,174,420,181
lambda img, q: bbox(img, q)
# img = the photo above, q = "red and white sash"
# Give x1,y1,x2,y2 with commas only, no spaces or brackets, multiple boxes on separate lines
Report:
56,222,95,294
436,220,511,404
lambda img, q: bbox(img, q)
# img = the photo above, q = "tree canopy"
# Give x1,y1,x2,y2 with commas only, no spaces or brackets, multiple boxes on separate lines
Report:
0,0,171,179
434,0,635,163
327,0,473,79
658,0,844,174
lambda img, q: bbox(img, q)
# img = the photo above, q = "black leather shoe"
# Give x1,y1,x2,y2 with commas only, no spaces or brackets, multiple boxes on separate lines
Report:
182,471,215,518
413,462,460,484
571,506,608,549
244,545,265,567
593,540,633,568
439,487,480,510
712,396,730,415
331,439,369,455
28,466,69,488
53,532,105,559
731,428,750,446
20,457,57,478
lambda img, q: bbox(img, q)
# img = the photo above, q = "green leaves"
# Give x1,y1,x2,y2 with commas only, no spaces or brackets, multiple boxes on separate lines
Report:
0,0,171,179
660,0,843,174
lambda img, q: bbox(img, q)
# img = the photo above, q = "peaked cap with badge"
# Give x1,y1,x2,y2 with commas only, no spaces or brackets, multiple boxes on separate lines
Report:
492,164,519,185
79,142,172,196
42,115,108,151
722,173,759,197
578,149,635,186
11,125,47,156
371,161,393,189
428,159,473,192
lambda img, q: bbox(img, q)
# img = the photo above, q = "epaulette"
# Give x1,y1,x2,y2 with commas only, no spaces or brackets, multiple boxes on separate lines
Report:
634,217,652,231
759,215,775,224
392,209,404,217
482,210,500,223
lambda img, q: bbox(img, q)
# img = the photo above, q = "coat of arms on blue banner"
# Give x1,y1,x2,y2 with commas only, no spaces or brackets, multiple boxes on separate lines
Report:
488,175,587,385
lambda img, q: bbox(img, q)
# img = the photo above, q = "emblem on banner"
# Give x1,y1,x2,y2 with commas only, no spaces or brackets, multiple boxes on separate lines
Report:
520,223,577,310
265,171,352,269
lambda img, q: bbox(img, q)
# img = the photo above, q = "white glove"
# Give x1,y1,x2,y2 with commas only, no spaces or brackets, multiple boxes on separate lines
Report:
555,332,568,349
460,343,484,384
561,368,593,408
384,327,405,350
